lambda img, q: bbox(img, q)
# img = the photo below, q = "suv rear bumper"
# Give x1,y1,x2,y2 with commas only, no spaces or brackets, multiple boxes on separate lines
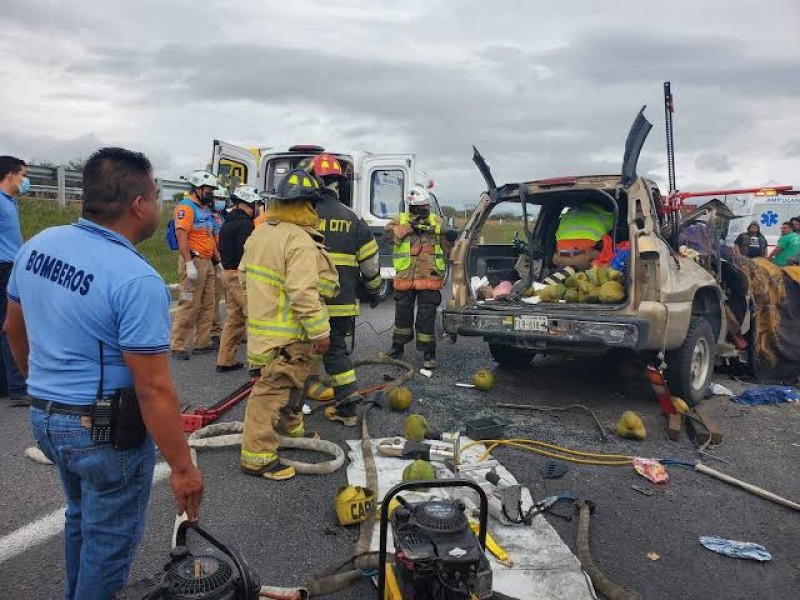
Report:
442,310,650,351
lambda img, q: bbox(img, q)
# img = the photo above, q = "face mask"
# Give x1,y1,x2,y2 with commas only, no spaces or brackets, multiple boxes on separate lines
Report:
214,200,226,212
18,176,30,196
409,206,429,217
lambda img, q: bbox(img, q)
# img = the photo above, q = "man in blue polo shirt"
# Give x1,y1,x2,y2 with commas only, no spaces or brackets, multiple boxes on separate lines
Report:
0,155,30,405
3,147,204,600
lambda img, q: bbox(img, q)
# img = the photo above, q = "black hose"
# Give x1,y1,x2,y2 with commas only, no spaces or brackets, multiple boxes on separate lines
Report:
574,500,640,600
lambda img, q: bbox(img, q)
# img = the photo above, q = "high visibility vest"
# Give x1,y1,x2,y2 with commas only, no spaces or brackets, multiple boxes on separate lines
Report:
393,213,446,272
555,204,615,242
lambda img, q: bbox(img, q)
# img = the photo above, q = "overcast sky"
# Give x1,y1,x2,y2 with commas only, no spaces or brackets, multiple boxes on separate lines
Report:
2,0,799,206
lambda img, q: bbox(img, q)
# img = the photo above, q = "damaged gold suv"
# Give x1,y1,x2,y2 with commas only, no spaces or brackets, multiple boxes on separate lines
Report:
443,108,752,404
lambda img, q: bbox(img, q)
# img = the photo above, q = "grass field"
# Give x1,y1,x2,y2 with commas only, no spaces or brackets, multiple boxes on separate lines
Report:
19,198,178,283
454,217,530,244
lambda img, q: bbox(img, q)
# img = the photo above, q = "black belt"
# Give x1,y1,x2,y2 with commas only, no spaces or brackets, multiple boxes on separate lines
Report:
30,397,93,415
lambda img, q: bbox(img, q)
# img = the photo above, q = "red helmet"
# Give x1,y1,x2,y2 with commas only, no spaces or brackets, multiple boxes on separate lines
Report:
310,154,344,179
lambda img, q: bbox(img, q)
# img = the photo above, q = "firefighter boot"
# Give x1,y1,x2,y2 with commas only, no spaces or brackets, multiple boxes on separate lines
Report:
325,392,360,427
380,344,405,361
241,459,296,481
422,351,437,370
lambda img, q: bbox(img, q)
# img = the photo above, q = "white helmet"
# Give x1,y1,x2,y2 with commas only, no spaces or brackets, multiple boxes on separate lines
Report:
213,186,229,199
231,185,261,206
184,170,219,189
407,185,430,206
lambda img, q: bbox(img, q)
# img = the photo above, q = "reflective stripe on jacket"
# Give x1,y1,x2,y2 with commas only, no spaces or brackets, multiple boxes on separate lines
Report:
315,189,381,317
386,212,448,291
239,220,339,365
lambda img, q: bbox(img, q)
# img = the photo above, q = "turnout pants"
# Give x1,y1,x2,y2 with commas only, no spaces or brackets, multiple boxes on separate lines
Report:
217,270,247,367
392,289,441,352
170,256,216,352
211,272,225,339
240,342,316,471
323,316,357,413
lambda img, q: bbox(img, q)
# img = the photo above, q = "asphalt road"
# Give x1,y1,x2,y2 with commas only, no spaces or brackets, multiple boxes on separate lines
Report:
1,300,799,599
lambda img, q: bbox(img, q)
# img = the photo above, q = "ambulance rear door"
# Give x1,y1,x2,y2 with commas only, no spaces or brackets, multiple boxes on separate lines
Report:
358,154,415,282
210,140,259,189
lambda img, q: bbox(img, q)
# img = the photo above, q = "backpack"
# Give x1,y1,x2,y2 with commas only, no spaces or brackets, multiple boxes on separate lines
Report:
165,218,179,250
164,199,194,251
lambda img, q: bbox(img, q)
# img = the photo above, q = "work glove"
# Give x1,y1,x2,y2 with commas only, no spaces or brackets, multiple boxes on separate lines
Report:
369,293,381,309
216,263,223,277
413,222,431,233
185,260,199,281
445,228,460,243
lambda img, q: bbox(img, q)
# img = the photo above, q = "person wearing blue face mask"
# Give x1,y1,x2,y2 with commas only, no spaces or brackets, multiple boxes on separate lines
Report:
0,155,31,406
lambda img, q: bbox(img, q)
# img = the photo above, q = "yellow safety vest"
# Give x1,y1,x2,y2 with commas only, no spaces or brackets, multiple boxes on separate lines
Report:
392,213,446,272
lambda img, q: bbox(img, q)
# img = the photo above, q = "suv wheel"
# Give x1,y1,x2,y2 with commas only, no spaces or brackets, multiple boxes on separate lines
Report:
489,343,536,370
666,317,716,405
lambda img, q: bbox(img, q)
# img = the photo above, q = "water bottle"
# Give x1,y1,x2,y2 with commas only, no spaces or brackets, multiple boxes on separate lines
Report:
180,279,194,302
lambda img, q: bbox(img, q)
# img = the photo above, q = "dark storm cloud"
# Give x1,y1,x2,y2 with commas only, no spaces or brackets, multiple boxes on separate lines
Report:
2,0,798,204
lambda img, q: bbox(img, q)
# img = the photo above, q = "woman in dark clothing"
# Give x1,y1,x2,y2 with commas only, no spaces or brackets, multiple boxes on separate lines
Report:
734,221,768,258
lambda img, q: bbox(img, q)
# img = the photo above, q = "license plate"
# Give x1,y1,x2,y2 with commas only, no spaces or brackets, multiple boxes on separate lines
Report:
514,315,549,332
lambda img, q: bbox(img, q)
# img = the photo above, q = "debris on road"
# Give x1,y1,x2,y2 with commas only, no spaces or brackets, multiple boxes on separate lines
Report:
699,536,772,561
617,410,647,440
496,402,607,440
709,382,735,397
540,461,569,479
472,368,496,391
646,551,661,561
633,458,669,484
631,485,654,497
731,385,800,405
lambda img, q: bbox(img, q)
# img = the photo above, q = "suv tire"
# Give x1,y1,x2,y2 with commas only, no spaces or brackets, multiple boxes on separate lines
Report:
666,317,716,406
489,343,536,370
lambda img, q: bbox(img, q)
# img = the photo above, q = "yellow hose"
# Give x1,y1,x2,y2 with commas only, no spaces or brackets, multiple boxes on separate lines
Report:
460,438,635,466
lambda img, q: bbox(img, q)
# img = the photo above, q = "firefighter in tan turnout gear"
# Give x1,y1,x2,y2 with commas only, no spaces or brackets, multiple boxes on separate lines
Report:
300,154,382,427
239,169,339,480
382,186,453,369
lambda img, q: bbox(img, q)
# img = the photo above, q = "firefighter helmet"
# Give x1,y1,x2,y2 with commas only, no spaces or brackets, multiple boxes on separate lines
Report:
231,185,261,206
184,170,219,189
309,154,344,179
406,185,430,206
276,169,321,202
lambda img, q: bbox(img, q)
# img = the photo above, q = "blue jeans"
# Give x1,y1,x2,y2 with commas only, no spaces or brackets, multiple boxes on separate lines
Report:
0,265,26,399
30,406,156,600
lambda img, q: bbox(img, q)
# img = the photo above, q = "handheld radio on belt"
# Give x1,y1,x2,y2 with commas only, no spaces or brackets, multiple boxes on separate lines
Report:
90,341,114,443
90,341,147,450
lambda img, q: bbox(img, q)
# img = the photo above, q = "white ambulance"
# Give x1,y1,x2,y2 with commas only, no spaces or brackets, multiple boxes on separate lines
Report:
209,141,443,300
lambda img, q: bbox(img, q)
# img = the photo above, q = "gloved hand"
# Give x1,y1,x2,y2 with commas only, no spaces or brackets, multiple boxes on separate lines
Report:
369,293,381,309
445,228,460,243
413,222,431,233
185,260,199,281
216,263,223,277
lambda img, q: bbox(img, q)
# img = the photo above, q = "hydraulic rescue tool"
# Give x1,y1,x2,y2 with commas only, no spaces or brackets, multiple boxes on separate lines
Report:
378,480,492,600
377,437,456,462
181,378,256,433
114,521,260,600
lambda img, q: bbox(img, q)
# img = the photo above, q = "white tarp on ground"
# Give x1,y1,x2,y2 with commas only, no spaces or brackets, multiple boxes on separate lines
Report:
346,437,595,600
